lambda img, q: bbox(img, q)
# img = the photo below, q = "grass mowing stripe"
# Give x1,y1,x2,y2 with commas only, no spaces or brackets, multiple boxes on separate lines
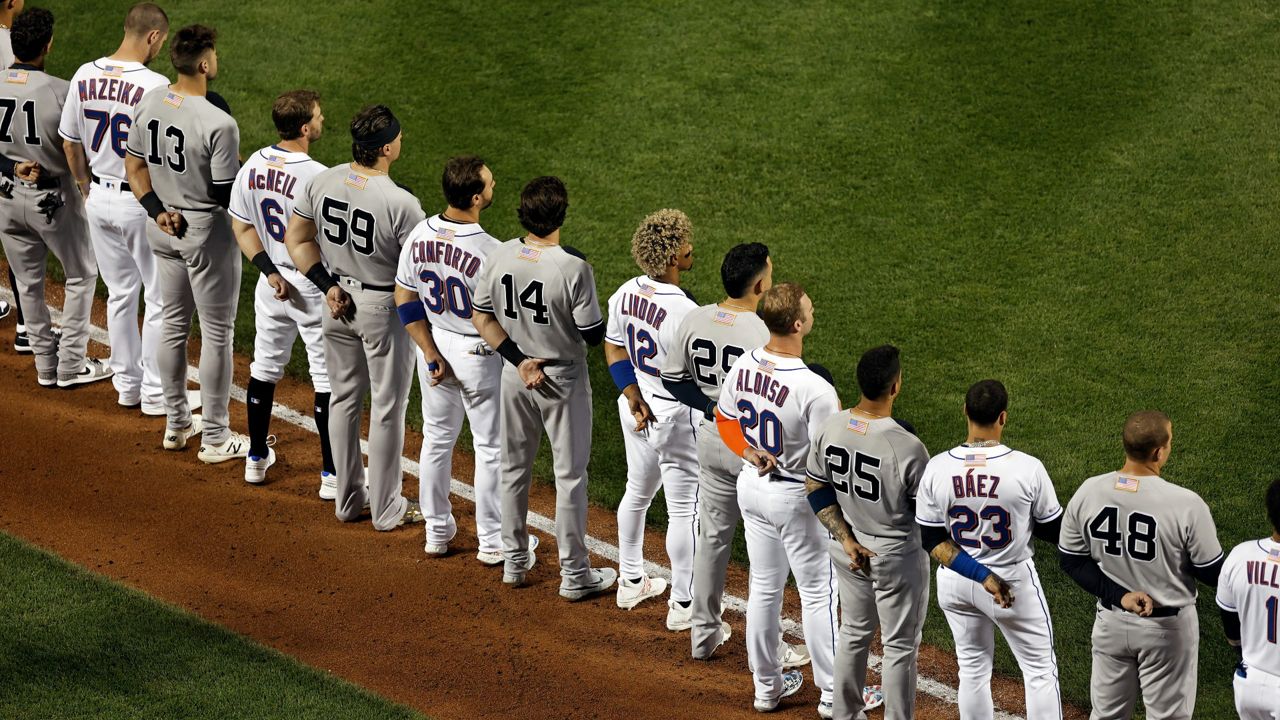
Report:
0,532,426,720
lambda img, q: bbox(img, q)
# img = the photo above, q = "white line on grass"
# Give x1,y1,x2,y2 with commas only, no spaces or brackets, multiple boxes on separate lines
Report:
6,288,1022,720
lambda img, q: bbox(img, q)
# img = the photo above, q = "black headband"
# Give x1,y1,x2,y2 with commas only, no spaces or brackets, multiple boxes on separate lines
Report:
352,116,401,148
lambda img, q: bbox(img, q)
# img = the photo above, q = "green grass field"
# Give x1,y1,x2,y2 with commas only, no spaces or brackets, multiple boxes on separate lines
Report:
20,0,1280,716
0,532,425,719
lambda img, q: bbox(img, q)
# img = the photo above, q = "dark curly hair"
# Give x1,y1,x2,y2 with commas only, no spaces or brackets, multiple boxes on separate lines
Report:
170,24,216,76
350,104,397,167
11,7,54,63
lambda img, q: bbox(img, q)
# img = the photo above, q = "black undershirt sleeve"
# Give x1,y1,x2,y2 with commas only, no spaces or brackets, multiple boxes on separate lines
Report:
579,323,605,346
1032,516,1062,545
663,377,714,418
1190,556,1225,587
211,182,232,209
918,523,950,554
1060,552,1130,610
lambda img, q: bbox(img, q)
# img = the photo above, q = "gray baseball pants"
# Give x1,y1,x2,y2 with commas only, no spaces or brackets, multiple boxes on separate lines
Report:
690,418,744,658
1090,604,1198,720
323,278,414,531
500,358,594,590
147,209,239,445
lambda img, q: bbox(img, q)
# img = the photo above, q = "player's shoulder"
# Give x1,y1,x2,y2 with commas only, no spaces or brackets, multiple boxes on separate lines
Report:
1224,538,1266,567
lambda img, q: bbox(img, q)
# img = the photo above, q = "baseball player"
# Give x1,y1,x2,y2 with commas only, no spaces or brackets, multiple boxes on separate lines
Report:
394,155,509,561
716,282,837,713
228,90,334,488
1059,410,1223,720
471,175,617,600
662,242,771,657
604,209,699,622
0,8,111,389
283,104,425,531
0,0,24,352
804,345,929,720
915,379,1062,720
1217,479,1280,720
59,3,170,414
124,24,246,462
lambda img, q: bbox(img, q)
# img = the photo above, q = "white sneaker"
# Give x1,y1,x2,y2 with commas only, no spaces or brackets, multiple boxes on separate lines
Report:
163,414,203,450
560,567,618,602
424,541,448,556
818,700,833,719
502,539,539,586
477,535,538,566
0,299,8,319
244,448,276,484
862,685,884,711
753,670,803,713
713,621,732,652
199,433,251,464
616,575,668,610
37,372,56,387
666,598,694,630
396,500,425,526
780,641,810,669
319,471,337,500
57,358,113,388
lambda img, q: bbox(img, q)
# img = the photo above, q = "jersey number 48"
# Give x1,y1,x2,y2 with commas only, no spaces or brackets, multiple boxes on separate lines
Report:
1087,506,1158,562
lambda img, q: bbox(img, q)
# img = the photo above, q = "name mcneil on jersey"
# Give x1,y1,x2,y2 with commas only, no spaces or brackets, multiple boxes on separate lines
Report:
409,236,482,278
732,367,791,408
77,76,146,107
244,167,300,200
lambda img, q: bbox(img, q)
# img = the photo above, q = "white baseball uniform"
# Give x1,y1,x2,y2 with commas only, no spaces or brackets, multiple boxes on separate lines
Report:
395,214,502,555
58,59,169,410
915,444,1064,720
1216,537,1280,720
717,348,839,707
229,146,329,393
605,276,700,604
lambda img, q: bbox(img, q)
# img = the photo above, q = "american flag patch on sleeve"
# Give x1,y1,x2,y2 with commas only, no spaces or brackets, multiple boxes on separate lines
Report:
713,310,736,326
344,171,369,190
518,246,542,262
1114,476,1141,492
847,418,869,435
163,91,183,107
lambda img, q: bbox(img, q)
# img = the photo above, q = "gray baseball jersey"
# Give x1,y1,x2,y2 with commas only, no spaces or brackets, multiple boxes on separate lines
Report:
1059,471,1223,609
806,412,930,555
661,303,770,404
293,165,424,286
125,88,238,211
471,240,604,362
0,66,72,176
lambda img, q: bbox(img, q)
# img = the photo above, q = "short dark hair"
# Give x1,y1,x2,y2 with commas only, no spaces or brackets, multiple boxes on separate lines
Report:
272,90,319,141
965,379,1009,426
124,3,167,36
759,283,806,335
518,176,568,238
1122,410,1171,462
11,7,54,63
442,155,486,210
1267,479,1280,535
349,104,397,166
721,242,770,299
856,345,900,401
170,24,216,76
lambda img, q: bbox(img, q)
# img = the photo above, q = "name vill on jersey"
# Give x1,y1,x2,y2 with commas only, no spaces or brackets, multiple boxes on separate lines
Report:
1245,558,1280,588
77,76,146,106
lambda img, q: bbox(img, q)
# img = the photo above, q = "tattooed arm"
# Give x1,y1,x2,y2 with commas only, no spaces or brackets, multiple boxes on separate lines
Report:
806,476,875,573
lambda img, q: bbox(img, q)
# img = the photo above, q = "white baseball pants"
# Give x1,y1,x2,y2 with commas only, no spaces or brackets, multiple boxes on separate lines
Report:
249,267,329,393
1236,664,1280,720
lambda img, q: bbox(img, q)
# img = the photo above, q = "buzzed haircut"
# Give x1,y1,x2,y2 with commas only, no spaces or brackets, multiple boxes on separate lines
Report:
170,24,216,76
721,242,769,298
1268,479,1280,534
517,176,568,238
11,7,53,63
349,104,396,166
124,2,168,36
1122,410,1171,462
632,209,690,277
965,379,1009,426
441,155,486,210
857,345,901,401
759,282,806,335
272,89,319,140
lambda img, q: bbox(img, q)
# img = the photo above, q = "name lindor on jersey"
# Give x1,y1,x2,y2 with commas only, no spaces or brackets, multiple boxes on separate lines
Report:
619,287,671,332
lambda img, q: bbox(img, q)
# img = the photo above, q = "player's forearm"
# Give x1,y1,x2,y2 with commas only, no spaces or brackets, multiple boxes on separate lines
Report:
805,478,854,543
472,311,509,350
232,220,268,262
63,140,89,186
124,155,152,200
283,217,322,275
393,288,439,357
1059,552,1130,609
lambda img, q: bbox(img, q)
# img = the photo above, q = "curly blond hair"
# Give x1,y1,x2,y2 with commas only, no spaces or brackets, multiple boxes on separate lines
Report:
632,209,691,277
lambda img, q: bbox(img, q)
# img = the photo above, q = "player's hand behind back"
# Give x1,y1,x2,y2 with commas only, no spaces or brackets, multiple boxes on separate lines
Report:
423,353,451,387
983,572,1015,608
1121,591,1155,617
841,536,877,575
266,273,293,301
518,358,547,390
743,446,778,475
325,286,352,319
157,211,187,238
624,388,655,432
14,161,39,183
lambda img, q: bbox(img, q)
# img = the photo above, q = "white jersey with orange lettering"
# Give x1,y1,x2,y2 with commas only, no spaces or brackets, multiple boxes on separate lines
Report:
718,347,840,707
605,276,700,612
1217,537,1280,720
916,444,1064,720
55,59,170,409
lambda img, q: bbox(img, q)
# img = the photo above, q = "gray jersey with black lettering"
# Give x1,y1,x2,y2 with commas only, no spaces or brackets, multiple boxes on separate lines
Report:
293,165,425,286
1059,471,1223,608
125,87,238,212
660,303,769,403
471,240,603,362
806,412,929,554
0,66,71,176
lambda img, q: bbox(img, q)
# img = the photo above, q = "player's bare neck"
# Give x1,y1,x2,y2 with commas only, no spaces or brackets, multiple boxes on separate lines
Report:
650,268,680,287
1119,458,1162,478
277,138,309,155
442,206,481,225
171,74,207,97
108,39,148,65
853,399,892,419
719,297,757,313
764,336,802,360
524,229,560,247
352,161,389,176
965,423,1003,447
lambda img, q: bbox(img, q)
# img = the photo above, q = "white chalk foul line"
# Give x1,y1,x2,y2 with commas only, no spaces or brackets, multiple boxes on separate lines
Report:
7,287,1022,720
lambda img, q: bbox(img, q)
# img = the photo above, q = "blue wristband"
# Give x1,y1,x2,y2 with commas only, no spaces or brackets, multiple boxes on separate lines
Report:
609,359,638,391
396,300,427,327
949,549,993,583
807,484,838,515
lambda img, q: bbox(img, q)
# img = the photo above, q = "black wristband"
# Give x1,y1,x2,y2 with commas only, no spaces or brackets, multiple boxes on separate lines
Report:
251,251,279,277
304,263,336,294
139,191,166,220
496,338,528,367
